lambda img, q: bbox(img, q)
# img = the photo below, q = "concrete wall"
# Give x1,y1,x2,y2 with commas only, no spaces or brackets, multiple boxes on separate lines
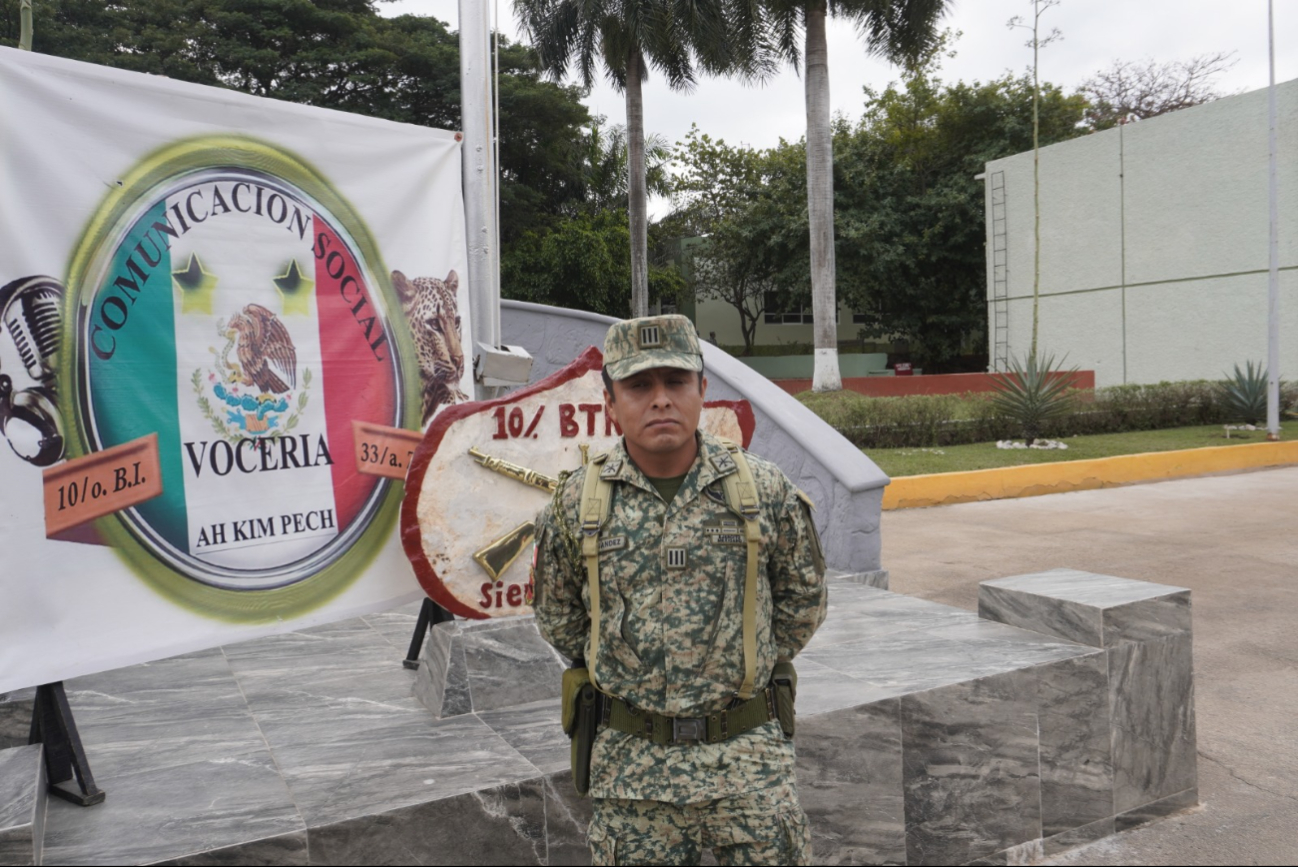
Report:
501,300,891,574
985,80,1298,387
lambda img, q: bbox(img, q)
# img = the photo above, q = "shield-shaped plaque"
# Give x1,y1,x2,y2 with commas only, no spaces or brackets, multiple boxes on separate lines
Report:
400,346,754,618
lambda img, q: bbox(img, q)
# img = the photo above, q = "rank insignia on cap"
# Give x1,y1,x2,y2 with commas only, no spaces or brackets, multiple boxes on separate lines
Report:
639,325,662,347
666,547,687,569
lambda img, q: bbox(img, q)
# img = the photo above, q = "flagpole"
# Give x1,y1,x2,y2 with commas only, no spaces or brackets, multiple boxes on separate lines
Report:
1266,0,1280,440
460,0,501,395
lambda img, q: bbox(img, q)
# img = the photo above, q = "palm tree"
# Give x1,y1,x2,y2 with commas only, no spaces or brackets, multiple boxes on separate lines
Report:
516,0,767,317
581,122,673,213
765,0,949,390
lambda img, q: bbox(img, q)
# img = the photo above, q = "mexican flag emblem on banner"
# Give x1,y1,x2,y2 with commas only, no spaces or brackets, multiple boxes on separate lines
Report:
66,139,422,619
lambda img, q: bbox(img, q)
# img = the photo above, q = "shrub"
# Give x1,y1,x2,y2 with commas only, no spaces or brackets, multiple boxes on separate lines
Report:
798,377,1284,450
1220,361,1272,425
989,354,1077,445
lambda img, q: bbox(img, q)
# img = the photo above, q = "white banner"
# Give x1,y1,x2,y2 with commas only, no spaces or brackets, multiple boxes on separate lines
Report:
0,47,471,693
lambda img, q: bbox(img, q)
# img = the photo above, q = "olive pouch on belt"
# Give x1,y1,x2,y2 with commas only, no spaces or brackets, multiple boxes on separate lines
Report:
772,661,797,738
561,666,589,736
562,666,598,796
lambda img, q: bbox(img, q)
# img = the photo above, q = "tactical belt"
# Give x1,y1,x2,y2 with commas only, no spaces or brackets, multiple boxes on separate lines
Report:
596,687,777,746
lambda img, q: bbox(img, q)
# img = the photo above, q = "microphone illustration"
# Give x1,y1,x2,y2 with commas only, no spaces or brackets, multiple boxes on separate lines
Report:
0,276,66,466
1,275,62,383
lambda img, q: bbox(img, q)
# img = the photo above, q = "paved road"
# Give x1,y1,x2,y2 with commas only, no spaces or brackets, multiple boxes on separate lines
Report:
881,466,1298,867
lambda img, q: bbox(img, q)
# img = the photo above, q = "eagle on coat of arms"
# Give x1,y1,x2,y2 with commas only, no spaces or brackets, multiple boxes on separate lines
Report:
225,303,297,397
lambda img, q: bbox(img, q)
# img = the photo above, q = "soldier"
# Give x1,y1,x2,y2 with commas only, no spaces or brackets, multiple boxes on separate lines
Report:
532,314,827,866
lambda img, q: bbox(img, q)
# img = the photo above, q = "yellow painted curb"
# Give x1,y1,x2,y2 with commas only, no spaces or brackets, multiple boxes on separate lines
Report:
882,441,1298,510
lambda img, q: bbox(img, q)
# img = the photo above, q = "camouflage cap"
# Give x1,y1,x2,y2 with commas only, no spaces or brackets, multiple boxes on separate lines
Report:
603,315,704,381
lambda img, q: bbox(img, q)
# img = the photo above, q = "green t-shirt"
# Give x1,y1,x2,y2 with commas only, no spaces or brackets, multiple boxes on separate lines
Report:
645,472,689,505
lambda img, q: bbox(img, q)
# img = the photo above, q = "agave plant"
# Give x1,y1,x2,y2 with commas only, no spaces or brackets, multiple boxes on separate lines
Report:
990,353,1077,445
1219,361,1272,425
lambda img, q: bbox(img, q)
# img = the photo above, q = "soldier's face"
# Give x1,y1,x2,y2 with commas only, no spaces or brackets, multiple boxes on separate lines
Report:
605,367,706,464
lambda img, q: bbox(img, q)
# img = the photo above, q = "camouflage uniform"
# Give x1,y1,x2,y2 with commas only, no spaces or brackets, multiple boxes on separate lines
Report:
533,318,827,865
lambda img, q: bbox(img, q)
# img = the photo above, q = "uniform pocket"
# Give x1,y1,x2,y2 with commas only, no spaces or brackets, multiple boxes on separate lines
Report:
606,635,643,671
587,820,618,866
779,807,812,867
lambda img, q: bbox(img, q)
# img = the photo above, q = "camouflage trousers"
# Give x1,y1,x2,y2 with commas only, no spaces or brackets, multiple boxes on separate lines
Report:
587,781,812,866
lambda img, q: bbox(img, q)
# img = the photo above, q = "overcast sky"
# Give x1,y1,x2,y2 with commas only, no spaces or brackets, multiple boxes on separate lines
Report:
383,0,1295,215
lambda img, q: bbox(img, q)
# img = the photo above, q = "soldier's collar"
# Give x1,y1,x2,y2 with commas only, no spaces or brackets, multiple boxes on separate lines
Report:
599,435,725,496
695,433,740,488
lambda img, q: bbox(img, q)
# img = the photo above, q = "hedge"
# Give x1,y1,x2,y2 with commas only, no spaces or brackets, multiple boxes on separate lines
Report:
803,381,1298,450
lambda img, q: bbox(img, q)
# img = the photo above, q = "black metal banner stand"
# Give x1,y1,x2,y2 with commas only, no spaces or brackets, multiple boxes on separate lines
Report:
403,597,454,670
29,681,105,806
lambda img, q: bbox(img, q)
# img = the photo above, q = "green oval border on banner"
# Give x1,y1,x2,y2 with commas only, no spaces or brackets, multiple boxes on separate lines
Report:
58,134,424,623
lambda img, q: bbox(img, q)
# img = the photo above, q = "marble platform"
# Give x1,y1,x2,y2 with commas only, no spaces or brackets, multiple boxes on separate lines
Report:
411,571,888,720
413,616,567,718
0,745,45,866
0,572,1197,866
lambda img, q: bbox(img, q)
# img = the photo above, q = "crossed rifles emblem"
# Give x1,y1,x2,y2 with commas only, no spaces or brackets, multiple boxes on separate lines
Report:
466,445,589,582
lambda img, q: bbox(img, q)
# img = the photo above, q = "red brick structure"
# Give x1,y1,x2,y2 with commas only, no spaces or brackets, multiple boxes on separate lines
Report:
772,370,1095,398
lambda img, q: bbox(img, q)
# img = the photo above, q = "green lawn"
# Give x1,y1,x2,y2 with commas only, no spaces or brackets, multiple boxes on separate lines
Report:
869,425,1274,477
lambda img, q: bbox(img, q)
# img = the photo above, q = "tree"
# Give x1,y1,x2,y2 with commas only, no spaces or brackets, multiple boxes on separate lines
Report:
833,51,1085,367
579,122,673,214
502,209,683,316
1079,52,1237,130
500,118,682,318
668,32,1086,369
1,1,466,121
496,41,600,243
668,126,780,354
515,0,767,318
762,0,949,391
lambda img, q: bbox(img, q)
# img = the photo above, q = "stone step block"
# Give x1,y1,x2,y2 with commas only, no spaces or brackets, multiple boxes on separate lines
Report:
0,744,47,867
978,567,1190,649
979,569,1197,823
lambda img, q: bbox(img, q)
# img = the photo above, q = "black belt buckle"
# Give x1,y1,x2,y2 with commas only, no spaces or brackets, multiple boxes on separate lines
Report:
672,717,706,744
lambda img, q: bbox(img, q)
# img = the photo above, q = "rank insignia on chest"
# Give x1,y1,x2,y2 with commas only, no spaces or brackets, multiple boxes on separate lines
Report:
705,519,744,545
599,535,627,552
665,547,687,569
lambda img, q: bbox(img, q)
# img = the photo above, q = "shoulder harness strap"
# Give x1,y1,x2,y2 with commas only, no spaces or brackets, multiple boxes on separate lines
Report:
578,454,614,691
578,442,764,702
717,439,762,700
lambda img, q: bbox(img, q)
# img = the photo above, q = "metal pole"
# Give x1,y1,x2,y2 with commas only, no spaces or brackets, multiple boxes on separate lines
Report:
19,0,33,50
1266,0,1280,440
460,0,501,397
